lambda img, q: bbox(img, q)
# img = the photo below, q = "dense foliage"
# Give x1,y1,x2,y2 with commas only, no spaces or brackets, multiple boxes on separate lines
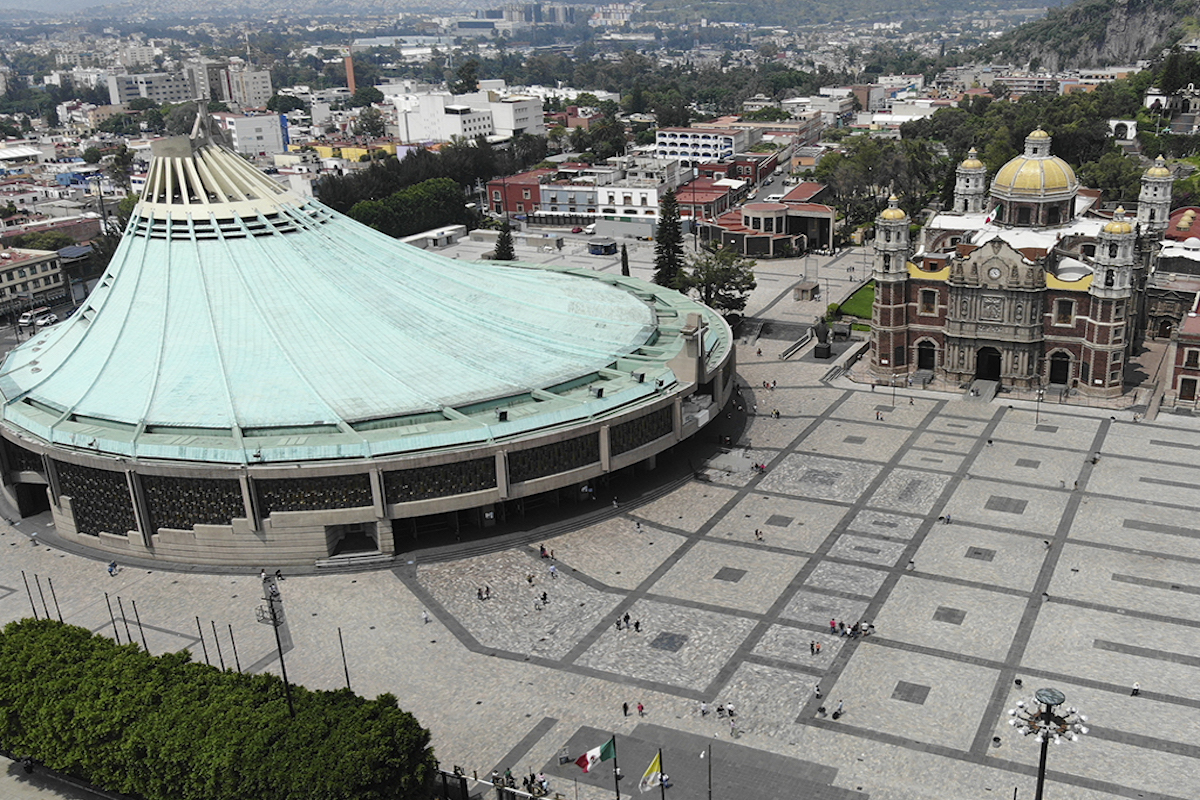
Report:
0,618,436,800
348,177,474,239
494,222,516,260
681,248,757,314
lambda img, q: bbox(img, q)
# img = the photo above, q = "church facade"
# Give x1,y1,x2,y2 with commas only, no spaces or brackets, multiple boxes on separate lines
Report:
869,129,1172,398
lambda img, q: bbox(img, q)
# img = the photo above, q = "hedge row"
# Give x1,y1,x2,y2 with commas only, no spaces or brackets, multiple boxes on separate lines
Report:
0,619,436,800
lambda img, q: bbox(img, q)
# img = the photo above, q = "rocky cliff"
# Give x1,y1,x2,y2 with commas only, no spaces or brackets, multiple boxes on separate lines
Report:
979,0,1200,70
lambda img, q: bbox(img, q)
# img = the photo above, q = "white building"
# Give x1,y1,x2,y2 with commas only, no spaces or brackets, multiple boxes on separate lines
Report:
211,114,285,157
227,67,273,110
395,91,544,143
655,128,749,164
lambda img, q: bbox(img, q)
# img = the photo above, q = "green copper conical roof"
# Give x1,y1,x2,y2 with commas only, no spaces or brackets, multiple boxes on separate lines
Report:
0,127,727,464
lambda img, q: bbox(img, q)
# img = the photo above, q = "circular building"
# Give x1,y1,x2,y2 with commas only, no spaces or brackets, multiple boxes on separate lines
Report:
0,128,735,566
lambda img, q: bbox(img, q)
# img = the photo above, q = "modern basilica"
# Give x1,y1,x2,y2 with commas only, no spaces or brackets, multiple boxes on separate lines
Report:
869,128,1174,398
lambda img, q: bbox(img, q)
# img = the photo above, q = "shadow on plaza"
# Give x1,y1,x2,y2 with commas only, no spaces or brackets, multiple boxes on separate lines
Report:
398,389,753,566
1,756,124,800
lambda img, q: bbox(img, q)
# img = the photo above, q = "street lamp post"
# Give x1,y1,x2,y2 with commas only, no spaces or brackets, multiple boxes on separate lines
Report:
1008,688,1088,800
1035,388,1045,424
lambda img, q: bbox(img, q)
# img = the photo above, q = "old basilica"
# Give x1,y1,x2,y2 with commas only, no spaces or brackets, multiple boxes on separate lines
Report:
869,128,1176,398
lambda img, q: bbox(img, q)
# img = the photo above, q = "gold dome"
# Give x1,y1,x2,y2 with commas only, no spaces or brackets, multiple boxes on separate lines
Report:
880,195,906,220
1028,128,1050,139
993,154,1077,195
1145,156,1171,178
1104,207,1133,234
960,148,984,170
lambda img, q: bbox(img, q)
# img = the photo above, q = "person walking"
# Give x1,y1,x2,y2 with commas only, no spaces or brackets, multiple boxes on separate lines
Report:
623,702,629,717
1132,682,1141,696
421,610,430,625
637,702,644,717
700,701,708,716
107,561,118,577
810,640,816,656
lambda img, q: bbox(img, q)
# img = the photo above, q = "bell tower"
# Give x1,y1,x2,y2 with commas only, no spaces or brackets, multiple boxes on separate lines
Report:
871,196,911,379
954,148,987,214
1083,208,1136,397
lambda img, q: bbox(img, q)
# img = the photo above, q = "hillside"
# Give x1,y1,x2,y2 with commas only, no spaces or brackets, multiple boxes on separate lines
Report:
975,0,1200,70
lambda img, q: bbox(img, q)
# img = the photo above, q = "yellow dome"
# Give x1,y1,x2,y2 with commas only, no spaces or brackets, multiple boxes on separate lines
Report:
960,148,984,170
1028,128,1050,139
880,195,905,220
1104,208,1133,234
993,155,1077,195
1145,156,1171,178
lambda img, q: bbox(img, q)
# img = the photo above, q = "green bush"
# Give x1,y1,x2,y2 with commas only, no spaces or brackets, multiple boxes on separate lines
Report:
838,281,876,319
0,619,436,800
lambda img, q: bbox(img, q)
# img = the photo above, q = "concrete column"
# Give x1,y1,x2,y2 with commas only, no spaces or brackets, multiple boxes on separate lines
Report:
495,451,509,500
126,470,152,548
600,424,611,472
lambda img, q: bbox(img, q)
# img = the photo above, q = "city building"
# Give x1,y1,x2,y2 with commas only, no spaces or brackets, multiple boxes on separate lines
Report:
0,243,68,315
869,129,1173,398
0,120,734,566
107,72,192,106
210,113,286,157
655,128,751,165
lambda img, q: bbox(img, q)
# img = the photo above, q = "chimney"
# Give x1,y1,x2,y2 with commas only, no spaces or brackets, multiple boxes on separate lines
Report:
344,55,357,94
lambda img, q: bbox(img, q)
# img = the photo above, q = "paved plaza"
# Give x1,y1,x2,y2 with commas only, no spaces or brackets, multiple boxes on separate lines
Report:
2,246,1199,800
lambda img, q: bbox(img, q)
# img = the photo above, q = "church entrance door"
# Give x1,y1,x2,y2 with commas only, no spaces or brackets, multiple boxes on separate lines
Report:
1158,320,1174,339
917,341,936,370
1049,352,1071,385
975,347,1002,382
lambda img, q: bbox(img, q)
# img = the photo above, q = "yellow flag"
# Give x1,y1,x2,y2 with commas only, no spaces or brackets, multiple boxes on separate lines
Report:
638,750,662,793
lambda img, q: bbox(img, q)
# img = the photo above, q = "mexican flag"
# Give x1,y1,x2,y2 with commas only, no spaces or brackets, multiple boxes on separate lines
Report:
575,737,616,773
984,205,1000,224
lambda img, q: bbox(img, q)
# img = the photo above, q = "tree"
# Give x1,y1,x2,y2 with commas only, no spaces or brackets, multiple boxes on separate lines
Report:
127,97,158,111
354,107,386,138
620,243,630,277
81,147,102,164
680,247,757,315
653,190,686,288
494,222,515,261
11,231,75,251
349,85,385,108
451,59,480,95
266,94,305,114
105,145,135,192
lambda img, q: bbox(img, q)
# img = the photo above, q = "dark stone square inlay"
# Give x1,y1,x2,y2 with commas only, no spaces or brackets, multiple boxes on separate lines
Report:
714,567,747,583
933,606,967,625
1015,459,1041,469
892,681,930,705
802,469,840,487
985,495,1028,515
1036,425,1059,433
843,436,867,445
766,514,793,528
650,632,689,652
853,545,882,554
965,546,996,562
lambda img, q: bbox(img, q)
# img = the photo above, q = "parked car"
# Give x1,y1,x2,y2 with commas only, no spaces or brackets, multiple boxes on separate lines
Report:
35,314,58,328
571,226,584,233
583,223,596,235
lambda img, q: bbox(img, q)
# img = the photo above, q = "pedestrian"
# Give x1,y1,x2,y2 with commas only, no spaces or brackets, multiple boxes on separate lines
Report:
550,549,555,560
727,703,735,718
909,397,914,406
635,521,642,532
729,718,737,736
835,699,844,716
637,702,644,717
485,585,491,600
623,702,629,717
549,564,557,578
810,640,816,656
838,621,845,636
615,619,622,633
539,544,547,558
829,618,837,634
634,620,641,632
1074,480,1079,491
814,683,821,698
623,612,631,628
274,569,284,581
1132,682,1140,696
700,701,708,716
269,583,279,597
541,591,548,604
612,498,619,509
107,561,118,577
944,513,951,524
527,573,535,586
259,569,267,581
814,642,821,654
421,610,430,625
716,703,725,717
477,587,484,601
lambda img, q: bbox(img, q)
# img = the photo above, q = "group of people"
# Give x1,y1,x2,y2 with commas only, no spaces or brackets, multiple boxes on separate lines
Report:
614,612,640,632
828,618,873,638
492,769,550,797
698,701,739,735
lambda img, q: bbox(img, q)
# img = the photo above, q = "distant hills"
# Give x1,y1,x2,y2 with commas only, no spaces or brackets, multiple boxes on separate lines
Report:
974,0,1200,70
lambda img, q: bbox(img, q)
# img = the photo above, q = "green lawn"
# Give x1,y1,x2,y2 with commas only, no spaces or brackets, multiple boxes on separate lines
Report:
838,280,875,318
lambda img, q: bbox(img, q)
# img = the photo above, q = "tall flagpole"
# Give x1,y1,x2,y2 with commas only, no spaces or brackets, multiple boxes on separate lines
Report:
706,744,712,800
611,736,621,800
658,749,666,800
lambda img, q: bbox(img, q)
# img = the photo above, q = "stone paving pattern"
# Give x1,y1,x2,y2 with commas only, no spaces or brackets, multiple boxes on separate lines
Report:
2,249,1199,799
